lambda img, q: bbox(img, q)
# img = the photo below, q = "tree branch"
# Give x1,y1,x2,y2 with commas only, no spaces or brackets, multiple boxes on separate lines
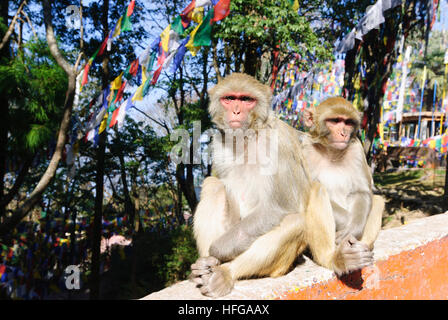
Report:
42,0,73,75
0,0,26,51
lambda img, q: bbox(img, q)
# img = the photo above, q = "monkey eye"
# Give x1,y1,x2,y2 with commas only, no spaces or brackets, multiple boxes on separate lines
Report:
326,118,356,126
221,95,256,103
239,96,256,102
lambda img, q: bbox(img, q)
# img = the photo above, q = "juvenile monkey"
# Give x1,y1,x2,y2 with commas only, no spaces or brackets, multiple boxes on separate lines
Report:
301,97,384,275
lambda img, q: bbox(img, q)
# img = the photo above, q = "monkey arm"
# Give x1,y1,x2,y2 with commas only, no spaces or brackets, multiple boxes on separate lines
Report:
343,191,372,241
209,210,284,262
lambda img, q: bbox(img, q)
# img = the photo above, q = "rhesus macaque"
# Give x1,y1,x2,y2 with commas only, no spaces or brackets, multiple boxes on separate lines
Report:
191,73,312,297
301,97,384,275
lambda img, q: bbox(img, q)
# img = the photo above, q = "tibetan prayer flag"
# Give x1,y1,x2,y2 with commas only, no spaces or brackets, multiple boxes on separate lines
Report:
142,77,152,97
115,80,127,103
181,0,196,28
147,51,157,73
121,7,132,32
172,15,186,35
111,72,123,90
193,8,214,47
185,24,202,56
132,83,144,101
109,105,121,128
129,58,140,77
191,7,204,24
161,25,171,53
117,98,133,128
113,17,123,38
98,35,109,56
171,36,189,73
127,0,136,16
99,113,109,134
81,62,92,87
151,64,163,85
212,0,230,22
196,0,212,6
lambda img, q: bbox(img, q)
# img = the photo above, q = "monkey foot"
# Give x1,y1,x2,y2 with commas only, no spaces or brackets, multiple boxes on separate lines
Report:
197,265,234,298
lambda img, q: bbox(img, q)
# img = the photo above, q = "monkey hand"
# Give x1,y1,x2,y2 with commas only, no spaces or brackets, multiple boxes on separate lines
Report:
196,264,234,298
190,256,220,284
335,229,351,246
335,235,374,276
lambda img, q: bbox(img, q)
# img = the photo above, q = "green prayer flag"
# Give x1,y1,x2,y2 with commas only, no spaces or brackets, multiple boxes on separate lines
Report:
193,8,214,47
172,15,185,35
142,78,152,97
121,8,132,32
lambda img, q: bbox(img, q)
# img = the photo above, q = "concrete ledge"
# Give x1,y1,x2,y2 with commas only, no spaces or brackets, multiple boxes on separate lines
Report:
141,213,448,300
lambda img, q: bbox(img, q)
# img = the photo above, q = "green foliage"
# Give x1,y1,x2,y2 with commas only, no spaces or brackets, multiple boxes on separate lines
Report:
101,225,198,299
214,0,332,77
0,38,67,152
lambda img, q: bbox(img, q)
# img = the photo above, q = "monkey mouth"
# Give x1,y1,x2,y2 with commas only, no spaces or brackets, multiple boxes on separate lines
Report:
228,121,243,128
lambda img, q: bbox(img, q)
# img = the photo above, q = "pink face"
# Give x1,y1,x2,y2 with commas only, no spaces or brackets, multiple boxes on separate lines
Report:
220,92,257,129
325,116,356,150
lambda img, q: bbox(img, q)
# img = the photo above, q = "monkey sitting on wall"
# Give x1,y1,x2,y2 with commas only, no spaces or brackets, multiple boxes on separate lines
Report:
190,73,312,297
301,97,385,275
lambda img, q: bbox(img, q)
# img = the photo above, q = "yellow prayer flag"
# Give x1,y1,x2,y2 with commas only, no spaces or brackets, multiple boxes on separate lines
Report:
132,83,144,101
293,0,299,11
142,66,147,84
113,17,123,38
111,72,123,90
99,113,109,134
185,24,201,57
161,25,171,53
191,7,204,24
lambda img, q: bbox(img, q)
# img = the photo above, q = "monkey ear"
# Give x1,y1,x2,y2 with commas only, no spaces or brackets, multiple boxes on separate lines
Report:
303,108,314,128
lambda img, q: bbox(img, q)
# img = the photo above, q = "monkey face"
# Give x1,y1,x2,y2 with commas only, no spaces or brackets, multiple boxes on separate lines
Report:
324,116,356,150
220,92,257,129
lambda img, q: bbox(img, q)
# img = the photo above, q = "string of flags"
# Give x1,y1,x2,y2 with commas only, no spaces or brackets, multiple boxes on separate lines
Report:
271,55,346,129
65,0,232,175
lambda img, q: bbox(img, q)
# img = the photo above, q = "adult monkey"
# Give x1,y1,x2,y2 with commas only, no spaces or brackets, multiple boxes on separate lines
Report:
301,97,384,275
191,73,312,297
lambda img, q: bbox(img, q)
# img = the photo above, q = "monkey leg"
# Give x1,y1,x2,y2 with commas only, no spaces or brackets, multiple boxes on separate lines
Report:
360,195,385,250
305,181,373,276
197,213,305,298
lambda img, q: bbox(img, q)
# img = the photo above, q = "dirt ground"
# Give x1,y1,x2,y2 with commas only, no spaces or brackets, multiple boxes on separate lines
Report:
374,168,447,229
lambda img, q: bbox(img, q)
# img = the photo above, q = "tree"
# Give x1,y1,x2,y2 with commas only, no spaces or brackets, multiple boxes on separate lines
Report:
322,0,433,162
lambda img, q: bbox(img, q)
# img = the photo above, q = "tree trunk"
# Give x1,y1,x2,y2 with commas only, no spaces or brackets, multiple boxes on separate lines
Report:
90,0,109,300
0,0,10,221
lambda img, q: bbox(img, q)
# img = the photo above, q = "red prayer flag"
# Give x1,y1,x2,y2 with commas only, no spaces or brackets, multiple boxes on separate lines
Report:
212,0,230,22
81,62,91,87
127,0,136,16
151,65,163,85
129,59,140,76
109,106,121,128
180,0,195,28
98,35,109,56
115,80,127,103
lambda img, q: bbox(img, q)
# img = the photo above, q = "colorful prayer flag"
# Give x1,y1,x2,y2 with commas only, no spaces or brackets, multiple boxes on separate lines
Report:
212,0,230,22
193,8,214,47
